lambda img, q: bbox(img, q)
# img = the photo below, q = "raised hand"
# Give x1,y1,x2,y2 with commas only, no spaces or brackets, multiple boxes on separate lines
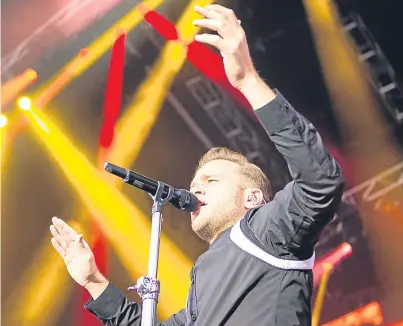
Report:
193,4,257,90
50,217,106,289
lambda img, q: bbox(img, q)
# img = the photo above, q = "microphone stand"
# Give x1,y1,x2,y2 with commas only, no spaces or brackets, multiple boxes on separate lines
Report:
128,180,174,326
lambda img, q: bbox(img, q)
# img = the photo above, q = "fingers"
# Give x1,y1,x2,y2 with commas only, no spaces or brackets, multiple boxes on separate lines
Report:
50,218,90,264
51,237,66,257
50,225,65,247
194,4,242,42
205,4,236,17
194,34,224,50
52,217,78,238
193,19,220,32
50,217,79,252
194,5,221,20
195,4,238,23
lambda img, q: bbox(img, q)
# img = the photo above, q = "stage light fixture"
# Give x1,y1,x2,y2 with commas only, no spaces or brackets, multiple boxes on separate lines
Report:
18,97,32,111
0,114,8,128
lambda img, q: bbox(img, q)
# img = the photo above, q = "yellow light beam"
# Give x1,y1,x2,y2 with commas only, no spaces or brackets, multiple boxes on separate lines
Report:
108,0,214,174
3,221,85,326
0,115,6,171
20,102,192,320
33,0,165,99
74,0,214,318
5,1,212,322
312,263,333,326
0,115,8,128
302,0,400,170
2,2,167,322
303,0,403,317
1,0,165,168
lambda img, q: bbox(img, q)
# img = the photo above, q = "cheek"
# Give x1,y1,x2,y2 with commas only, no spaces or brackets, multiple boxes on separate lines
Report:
226,189,245,209
208,189,240,208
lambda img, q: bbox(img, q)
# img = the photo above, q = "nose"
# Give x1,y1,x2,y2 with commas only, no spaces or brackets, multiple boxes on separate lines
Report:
191,185,205,196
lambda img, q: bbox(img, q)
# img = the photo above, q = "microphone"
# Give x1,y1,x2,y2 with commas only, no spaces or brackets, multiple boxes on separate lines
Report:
104,162,199,212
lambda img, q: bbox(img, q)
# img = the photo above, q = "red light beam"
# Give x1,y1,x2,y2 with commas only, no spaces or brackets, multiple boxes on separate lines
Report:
75,32,126,326
137,5,256,119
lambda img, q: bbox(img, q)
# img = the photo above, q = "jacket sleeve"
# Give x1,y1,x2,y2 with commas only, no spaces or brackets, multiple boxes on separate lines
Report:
84,283,187,326
247,90,344,258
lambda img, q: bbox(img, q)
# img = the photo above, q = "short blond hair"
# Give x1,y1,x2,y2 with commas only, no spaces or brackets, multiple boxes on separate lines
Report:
196,147,273,202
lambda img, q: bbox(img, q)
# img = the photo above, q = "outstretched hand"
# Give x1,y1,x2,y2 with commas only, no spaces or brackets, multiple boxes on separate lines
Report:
193,4,257,90
50,217,105,289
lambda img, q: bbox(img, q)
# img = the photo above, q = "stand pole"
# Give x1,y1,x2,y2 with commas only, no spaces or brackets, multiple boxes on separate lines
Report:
128,181,174,326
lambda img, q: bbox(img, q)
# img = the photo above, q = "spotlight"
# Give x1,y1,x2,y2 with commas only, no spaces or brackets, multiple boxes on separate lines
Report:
18,97,32,111
26,68,38,82
0,114,8,128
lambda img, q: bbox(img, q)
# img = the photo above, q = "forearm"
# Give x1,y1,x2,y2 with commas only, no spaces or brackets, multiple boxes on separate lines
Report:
238,74,277,110
84,282,185,326
245,89,344,254
85,283,143,326
251,90,344,204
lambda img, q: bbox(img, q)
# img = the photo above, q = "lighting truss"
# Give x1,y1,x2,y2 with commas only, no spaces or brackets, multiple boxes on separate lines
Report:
315,161,403,320
342,12,403,123
317,160,403,255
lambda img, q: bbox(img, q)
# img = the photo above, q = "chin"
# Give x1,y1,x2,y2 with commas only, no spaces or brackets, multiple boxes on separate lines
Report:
191,215,209,234
191,217,204,232
191,208,208,227
191,214,219,242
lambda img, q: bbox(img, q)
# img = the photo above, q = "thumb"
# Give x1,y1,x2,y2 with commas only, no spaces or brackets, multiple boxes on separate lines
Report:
76,234,92,250
74,234,85,247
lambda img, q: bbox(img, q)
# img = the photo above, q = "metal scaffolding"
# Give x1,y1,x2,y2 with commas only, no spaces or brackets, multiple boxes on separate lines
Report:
185,74,291,190
342,12,403,123
317,160,403,255
315,160,403,320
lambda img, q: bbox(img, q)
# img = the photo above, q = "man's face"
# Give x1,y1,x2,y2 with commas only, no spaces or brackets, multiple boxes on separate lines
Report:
190,159,247,242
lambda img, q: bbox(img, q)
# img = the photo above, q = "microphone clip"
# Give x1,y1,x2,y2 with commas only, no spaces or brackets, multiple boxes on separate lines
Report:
149,181,174,212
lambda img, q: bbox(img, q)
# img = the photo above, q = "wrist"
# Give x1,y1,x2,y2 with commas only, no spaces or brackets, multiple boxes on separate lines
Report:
85,272,109,300
237,73,261,92
237,74,277,110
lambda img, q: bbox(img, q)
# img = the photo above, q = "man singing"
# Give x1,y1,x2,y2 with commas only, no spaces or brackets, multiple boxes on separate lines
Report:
50,4,344,325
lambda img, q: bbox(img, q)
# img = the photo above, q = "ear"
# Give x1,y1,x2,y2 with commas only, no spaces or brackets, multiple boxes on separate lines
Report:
243,188,264,209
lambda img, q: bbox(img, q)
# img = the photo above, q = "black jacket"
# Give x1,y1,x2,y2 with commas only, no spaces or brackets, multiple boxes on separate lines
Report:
84,91,344,325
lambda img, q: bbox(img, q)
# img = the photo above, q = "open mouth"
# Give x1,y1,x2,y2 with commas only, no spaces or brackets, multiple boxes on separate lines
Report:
193,201,207,214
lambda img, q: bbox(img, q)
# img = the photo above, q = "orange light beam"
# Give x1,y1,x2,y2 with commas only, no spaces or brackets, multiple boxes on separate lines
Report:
323,301,383,326
1,68,37,109
313,242,352,286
